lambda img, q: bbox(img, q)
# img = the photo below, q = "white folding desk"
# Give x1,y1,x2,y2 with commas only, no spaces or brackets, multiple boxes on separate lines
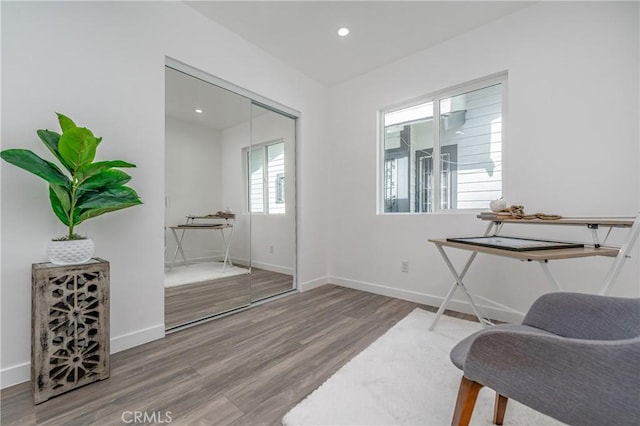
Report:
169,214,235,271
428,214,639,330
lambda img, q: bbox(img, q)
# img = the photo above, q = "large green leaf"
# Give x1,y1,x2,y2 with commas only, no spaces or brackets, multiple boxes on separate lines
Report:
37,129,75,173
76,201,142,225
0,149,71,187
78,169,131,193
80,160,136,181
77,185,141,209
58,127,98,171
56,113,77,133
49,185,70,226
50,183,71,212
75,186,142,224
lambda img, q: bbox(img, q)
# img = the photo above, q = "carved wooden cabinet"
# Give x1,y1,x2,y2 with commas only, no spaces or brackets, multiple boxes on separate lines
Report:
31,258,110,404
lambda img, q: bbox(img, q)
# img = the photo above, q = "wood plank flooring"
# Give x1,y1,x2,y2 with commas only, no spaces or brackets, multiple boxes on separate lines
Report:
165,268,293,329
1,285,476,426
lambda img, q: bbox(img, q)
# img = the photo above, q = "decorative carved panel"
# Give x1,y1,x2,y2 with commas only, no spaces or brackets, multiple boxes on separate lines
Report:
32,258,110,404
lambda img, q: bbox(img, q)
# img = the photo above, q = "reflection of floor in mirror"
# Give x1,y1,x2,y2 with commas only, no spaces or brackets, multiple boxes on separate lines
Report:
164,267,294,330
250,268,295,302
164,261,249,288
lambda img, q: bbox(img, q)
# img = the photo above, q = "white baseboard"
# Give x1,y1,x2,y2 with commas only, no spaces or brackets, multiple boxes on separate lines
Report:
251,260,293,276
167,256,294,277
327,275,524,324
0,362,30,390
110,323,165,353
1,324,165,389
299,275,331,292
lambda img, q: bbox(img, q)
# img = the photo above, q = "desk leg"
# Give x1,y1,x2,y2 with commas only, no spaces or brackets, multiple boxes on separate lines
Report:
430,221,496,330
539,261,562,292
220,227,234,272
170,228,188,269
599,212,640,295
429,280,459,331
226,226,234,267
430,246,491,330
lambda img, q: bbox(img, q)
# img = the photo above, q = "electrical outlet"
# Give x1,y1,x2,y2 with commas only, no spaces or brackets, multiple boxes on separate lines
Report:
401,260,409,273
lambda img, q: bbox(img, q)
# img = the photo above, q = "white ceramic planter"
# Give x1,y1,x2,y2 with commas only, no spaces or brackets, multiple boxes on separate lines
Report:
47,238,94,265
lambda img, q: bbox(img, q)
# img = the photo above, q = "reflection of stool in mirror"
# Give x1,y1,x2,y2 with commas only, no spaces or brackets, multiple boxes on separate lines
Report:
169,214,235,271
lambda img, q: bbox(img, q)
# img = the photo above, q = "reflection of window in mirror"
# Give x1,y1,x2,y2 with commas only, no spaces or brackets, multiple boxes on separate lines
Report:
275,173,285,205
246,140,285,214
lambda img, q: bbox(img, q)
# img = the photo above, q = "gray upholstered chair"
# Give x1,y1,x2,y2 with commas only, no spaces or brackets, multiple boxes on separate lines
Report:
449,292,640,426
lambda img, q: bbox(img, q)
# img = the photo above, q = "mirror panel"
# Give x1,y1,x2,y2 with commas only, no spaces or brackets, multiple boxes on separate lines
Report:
164,66,252,329
249,104,296,301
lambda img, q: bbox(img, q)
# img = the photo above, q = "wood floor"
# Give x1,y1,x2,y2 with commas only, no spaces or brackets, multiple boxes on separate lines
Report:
165,268,293,329
1,285,476,426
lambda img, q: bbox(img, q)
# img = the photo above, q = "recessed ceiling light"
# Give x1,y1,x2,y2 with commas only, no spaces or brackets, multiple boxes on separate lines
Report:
337,27,350,37
195,109,203,114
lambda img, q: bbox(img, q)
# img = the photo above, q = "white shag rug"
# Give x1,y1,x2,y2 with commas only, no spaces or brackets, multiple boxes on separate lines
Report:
164,262,249,288
282,308,564,426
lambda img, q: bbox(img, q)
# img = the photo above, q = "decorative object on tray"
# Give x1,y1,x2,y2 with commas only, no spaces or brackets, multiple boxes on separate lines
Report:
1,113,142,264
479,204,562,221
213,209,235,219
32,259,110,403
489,197,507,212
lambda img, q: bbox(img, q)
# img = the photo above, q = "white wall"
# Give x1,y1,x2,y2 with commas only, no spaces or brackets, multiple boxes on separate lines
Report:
165,117,224,262
1,1,328,387
327,2,640,320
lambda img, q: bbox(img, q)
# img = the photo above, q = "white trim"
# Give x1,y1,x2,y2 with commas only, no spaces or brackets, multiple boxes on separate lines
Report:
1,361,30,389
250,260,294,276
433,96,442,211
110,323,165,354
299,275,331,292
1,324,165,389
327,275,524,324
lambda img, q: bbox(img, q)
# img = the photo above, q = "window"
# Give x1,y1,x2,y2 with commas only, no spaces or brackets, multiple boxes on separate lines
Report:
381,75,505,213
247,140,285,214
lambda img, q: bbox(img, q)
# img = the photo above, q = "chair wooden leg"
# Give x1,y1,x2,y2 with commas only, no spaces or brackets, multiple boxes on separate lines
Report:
493,393,508,425
451,376,483,426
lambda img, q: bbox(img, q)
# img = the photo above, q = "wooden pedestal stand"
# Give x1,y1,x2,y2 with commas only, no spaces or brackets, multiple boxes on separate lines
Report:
31,258,110,404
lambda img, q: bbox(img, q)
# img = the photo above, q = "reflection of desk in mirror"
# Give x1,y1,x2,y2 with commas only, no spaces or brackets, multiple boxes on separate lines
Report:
169,214,235,271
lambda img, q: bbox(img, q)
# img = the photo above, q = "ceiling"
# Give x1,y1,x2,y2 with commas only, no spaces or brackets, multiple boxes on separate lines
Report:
186,1,534,87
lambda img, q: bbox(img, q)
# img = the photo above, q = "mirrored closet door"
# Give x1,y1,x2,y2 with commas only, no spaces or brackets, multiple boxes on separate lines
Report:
249,104,296,302
164,64,296,330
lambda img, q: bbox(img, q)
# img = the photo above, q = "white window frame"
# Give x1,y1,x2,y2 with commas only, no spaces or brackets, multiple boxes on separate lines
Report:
378,71,508,214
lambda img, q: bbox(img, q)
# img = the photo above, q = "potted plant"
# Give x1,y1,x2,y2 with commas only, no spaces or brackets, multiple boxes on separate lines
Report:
1,113,142,264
